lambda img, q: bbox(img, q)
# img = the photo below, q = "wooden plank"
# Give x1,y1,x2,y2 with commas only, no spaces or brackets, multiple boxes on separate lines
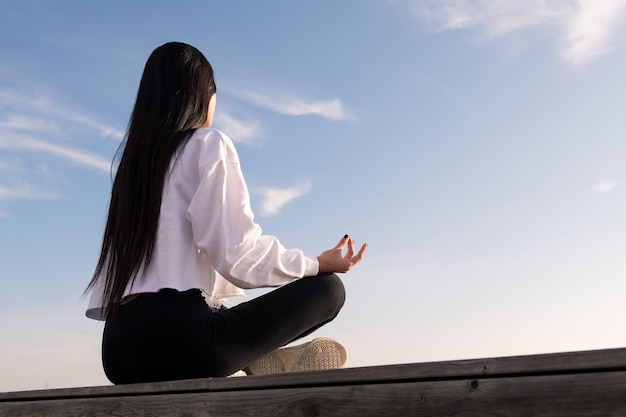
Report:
3,346,626,401
0,378,210,402
2,370,626,417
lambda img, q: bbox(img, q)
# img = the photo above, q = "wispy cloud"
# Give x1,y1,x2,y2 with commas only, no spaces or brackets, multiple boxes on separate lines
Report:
0,114,60,135
0,90,124,140
400,0,626,66
591,180,619,193
0,87,119,217
214,111,263,145
562,0,626,65
0,181,60,201
0,156,60,219
0,133,111,173
228,88,355,121
0,88,117,173
254,180,312,216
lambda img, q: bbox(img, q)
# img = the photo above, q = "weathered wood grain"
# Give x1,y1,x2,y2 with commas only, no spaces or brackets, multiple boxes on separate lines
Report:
2,371,626,417
1,347,626,416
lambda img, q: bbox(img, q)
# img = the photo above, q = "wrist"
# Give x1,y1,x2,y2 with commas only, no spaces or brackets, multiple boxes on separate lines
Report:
317,255,327,273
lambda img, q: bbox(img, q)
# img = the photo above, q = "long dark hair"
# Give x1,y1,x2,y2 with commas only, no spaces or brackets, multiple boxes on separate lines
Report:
86,42,216,315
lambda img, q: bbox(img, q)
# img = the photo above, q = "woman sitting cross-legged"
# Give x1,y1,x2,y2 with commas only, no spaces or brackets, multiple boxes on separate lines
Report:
85,41,367,384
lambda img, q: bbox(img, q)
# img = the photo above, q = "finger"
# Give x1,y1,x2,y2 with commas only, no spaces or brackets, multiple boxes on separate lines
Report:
351,243,368,264
344,237,355,259
334,234,349,250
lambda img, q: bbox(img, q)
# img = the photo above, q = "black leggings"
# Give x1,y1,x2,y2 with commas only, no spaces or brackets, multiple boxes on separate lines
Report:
102,273,345,384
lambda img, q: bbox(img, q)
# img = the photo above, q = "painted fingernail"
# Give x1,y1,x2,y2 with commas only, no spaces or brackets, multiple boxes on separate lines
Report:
343,234,349,239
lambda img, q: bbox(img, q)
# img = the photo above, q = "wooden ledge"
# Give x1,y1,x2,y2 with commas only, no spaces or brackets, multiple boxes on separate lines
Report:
2,347,626,416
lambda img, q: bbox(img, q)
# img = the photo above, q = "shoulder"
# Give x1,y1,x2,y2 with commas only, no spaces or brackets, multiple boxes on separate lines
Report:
185,128,240,166
189,128,236,150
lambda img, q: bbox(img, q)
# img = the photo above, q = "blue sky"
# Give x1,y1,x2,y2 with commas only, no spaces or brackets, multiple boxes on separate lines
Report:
2,0,626,391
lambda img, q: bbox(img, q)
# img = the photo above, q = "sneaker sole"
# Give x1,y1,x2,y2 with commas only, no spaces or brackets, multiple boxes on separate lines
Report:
296,337,347,372
246,337,347,375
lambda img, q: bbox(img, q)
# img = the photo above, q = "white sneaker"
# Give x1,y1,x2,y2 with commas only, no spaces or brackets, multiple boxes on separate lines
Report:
227,370,247,377
244,337,347,375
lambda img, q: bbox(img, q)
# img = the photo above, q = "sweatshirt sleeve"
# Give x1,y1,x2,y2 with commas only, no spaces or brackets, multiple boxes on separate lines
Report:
186,130,319,289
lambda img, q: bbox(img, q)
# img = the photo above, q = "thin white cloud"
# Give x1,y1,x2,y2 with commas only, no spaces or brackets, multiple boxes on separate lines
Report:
400,0,626,66
0,114,60,134
0,158,60,202
254,180,312,216
0,87,121,217
405,0,564,36
228,88,354,121
591,180,619,193
0,88,117,175
562,0,626,66
51,106,125,141
0,181,60,201
214,111,263,145
0,90,124,140
0,133,111,173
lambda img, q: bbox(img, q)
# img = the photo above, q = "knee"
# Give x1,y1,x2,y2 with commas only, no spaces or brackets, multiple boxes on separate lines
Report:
316,273,346,316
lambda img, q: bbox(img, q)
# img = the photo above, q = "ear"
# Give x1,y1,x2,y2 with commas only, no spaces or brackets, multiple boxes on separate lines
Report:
203,94,217,128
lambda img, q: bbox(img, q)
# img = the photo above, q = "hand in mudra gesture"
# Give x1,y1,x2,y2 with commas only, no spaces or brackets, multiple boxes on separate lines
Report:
317,235,367,273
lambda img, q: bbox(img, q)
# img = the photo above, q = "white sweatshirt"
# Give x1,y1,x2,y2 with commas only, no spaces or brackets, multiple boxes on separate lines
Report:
86,128,319,320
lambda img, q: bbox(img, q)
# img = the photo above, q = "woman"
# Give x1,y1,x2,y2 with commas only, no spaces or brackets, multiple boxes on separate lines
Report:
85,42,367,384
